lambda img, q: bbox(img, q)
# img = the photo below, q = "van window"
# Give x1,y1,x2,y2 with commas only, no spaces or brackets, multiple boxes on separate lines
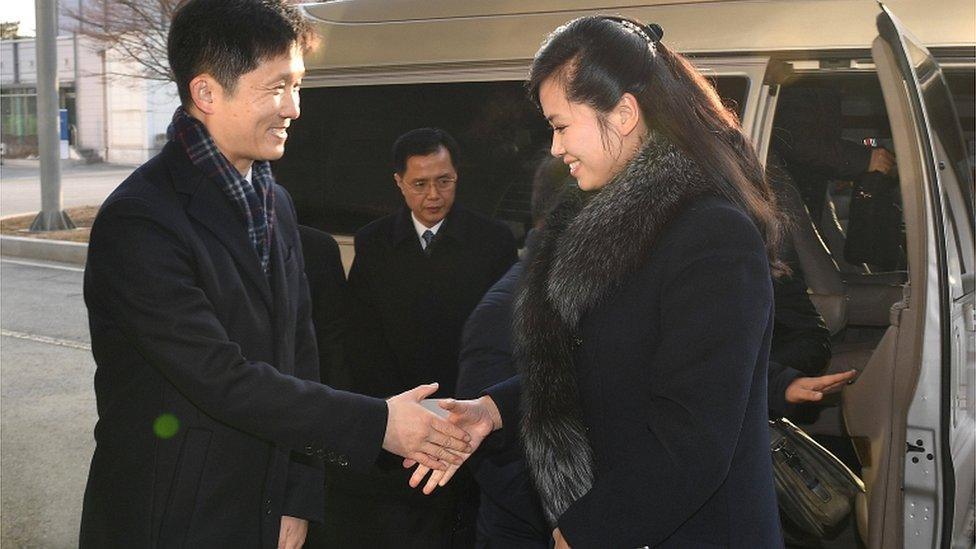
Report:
275,76,750,237
944,70,975,175
942,68,976,284
910,49,975,281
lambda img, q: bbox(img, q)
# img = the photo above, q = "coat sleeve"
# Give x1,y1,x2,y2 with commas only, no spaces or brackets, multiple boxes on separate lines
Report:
456,263,523,460
494,228,519,283
558,212,773,547
767,361,803,418
770,267,832,377
85,197,388,472
455,262,521,399
481,374,523,452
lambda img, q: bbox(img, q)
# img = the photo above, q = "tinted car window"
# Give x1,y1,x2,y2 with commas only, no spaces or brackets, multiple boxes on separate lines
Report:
275,77,750,237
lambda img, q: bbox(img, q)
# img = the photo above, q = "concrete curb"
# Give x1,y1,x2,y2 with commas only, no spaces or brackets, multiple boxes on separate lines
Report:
0,235,87,265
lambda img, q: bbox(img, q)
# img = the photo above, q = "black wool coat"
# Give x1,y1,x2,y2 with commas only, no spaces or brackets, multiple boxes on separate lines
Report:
488,138,783,548
327,204,515,546
344,205,517,399
298,225,351,389
80,141,388,548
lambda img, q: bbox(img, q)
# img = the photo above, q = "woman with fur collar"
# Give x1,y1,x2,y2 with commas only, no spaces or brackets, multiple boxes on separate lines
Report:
409,16,787,548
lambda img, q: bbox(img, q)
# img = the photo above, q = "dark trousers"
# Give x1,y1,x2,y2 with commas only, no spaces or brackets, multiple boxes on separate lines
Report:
306,458,478,548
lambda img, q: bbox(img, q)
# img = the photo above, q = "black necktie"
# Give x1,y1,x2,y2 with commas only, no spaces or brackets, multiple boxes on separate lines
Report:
422,229,435,256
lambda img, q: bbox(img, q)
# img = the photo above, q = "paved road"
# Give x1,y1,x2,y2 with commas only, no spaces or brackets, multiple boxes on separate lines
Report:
1,258,95,548
0,160,136,217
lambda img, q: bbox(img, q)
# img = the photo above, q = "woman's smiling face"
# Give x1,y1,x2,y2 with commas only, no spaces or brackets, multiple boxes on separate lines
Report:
539,77,625,192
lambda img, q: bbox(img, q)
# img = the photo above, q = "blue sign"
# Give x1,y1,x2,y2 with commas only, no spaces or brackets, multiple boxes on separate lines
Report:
59,109,68,140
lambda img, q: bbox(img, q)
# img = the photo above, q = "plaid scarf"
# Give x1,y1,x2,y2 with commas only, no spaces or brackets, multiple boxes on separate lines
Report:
167,107,275,276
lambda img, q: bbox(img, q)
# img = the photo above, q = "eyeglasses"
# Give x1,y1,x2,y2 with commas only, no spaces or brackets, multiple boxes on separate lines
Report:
403,178,457,195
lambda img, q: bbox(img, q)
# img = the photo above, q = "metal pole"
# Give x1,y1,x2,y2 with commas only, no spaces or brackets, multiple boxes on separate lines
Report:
30,0,75,232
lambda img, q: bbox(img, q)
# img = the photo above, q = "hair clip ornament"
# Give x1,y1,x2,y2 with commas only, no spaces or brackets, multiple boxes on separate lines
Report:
615,18,659,56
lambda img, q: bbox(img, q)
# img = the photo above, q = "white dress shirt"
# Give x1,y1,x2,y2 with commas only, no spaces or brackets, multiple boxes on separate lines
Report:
411,213,444,250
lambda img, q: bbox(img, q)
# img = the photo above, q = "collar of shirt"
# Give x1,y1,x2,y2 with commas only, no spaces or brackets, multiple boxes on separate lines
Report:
411,212,444,247
243,167,253,183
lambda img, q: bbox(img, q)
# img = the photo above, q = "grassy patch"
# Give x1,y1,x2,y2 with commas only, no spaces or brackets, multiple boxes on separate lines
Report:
0,205,98,243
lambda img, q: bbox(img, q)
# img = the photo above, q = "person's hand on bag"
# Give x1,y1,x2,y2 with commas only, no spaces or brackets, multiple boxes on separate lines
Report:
785,369,858,404
383,383,472,471
402,395,502,493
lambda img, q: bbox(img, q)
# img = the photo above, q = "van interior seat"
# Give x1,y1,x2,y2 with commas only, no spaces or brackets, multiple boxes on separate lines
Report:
773,165,848,336
776,167,908,333
821,185,909,326
774,167,895,439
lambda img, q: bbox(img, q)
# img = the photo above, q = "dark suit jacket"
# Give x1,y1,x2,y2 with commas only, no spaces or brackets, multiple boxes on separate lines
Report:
345,205,517,399
80,141,388,548
298,225,350,390
488,199,782,548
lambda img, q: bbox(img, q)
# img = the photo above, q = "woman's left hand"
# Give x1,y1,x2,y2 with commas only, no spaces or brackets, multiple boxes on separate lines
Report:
402,396,500,494
553,527,571,549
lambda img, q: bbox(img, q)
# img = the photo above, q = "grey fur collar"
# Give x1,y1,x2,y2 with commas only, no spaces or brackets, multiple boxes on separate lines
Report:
515,136,714,525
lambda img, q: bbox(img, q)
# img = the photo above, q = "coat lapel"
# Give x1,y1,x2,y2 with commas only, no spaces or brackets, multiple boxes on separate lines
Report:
165,141,274,312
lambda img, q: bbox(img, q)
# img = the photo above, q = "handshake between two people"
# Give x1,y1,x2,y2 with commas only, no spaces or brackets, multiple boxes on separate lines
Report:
382,384,500,476
385,369,860,487
382,386,502,494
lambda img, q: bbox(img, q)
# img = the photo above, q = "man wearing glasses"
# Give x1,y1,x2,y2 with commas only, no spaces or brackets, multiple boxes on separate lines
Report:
319,128,517,547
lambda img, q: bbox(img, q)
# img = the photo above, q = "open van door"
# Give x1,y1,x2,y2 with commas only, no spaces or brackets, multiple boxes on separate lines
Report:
849,3,976,548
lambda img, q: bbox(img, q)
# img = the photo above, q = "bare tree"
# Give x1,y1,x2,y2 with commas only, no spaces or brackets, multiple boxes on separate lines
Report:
63,0,318,83
64,0,179,82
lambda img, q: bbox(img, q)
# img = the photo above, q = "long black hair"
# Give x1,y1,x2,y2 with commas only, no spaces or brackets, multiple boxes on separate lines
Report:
527,15,785,274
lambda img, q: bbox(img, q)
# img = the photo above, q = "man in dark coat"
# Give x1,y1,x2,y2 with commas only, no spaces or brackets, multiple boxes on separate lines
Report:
298,225,350,389
80,4,471,547
299,225,353,549
323,128,517,546
771,86,896,226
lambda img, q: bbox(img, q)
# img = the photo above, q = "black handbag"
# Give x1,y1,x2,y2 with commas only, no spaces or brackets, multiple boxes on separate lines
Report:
844,171,906,271
769,417,865,539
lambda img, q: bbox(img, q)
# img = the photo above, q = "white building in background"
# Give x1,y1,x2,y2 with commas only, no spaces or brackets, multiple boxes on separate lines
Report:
1,16,179,164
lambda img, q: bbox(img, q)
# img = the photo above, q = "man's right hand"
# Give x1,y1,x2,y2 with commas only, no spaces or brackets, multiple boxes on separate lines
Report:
382,383,473,471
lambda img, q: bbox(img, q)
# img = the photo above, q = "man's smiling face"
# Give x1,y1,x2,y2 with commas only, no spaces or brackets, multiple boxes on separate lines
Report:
206,43,305,174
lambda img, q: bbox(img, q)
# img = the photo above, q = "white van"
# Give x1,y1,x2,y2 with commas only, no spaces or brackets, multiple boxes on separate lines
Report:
286,2,975,547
